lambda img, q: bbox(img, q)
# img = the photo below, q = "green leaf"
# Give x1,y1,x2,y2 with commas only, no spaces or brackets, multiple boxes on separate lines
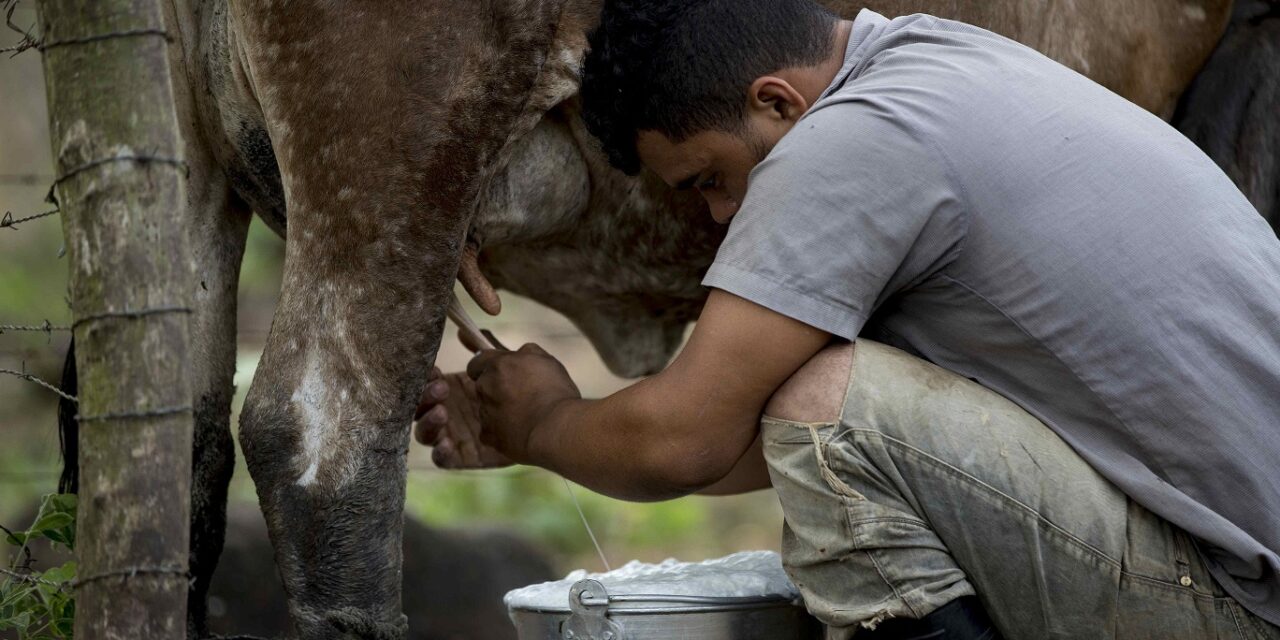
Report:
45,495,76,515
31,514,73,535
53,613,73,637
56,599,74,635
40,529,71,549
1,583,33,608
1,510,78,639
9,609,31,629
4,530,29,547
40,562,75,585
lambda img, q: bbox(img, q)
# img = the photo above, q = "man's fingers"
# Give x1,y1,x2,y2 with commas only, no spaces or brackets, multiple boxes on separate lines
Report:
466,349,505,380
414,415,439,446
413,404,448,443
425,404,448,424
432,436,457,468
457,328,487,354
518,342,548,356
452,423,482,467
441,389,479,466
429,380,449,401
415,374,449,420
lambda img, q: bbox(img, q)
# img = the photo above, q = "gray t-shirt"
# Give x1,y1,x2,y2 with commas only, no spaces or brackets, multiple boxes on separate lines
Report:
704,9,1280,623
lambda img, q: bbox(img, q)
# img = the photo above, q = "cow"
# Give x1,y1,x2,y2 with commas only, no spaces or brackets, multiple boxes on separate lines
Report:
50,0,1277,636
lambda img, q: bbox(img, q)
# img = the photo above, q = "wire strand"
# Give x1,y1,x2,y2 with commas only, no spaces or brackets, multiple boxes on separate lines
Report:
0,208,59,230
561,476,611,572
0,367,76,402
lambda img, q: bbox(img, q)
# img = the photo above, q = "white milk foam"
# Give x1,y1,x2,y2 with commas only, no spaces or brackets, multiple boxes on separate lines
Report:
504,550,800,611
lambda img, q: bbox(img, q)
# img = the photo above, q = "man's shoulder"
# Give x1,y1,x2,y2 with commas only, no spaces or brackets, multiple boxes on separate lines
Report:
761,96,943,192
824,12,1081,121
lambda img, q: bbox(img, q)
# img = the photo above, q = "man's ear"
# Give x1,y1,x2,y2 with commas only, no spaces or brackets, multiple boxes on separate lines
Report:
747,76,809,123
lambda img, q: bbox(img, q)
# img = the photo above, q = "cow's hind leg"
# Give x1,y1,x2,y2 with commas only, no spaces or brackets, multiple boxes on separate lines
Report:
185,184,251,638
53,160,250,640
1174,0,1280,235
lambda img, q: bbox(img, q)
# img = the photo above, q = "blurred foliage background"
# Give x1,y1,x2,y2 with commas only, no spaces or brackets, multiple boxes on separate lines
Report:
0,3,782,630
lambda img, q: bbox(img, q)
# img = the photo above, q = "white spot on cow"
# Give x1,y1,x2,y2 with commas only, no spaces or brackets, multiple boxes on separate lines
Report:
292,351,341,487
337,186,354,201
557,45,583,73
1183,5,1207,21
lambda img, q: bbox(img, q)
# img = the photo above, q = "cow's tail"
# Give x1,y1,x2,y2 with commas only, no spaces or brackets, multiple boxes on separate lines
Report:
1173,0,1280,235
57,337,78,494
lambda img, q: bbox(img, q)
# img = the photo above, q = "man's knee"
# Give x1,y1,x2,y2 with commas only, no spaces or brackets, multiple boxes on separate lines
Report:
764,341,855,423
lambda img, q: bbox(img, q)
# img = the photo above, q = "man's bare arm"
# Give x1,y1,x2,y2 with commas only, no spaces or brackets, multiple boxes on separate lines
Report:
697,434,771,495
468,290,830,501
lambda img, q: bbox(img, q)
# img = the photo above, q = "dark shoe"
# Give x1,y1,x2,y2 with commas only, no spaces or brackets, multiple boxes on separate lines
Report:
856,596,1002,640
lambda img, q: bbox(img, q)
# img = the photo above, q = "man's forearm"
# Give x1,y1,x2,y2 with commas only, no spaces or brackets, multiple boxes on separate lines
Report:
527,378,759,502
468,292,830,502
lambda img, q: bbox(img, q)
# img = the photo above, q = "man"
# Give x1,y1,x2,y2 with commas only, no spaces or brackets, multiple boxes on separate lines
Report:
415,0,1280,637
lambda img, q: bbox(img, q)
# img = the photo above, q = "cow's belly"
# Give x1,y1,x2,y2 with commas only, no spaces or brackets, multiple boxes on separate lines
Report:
194,0,288,235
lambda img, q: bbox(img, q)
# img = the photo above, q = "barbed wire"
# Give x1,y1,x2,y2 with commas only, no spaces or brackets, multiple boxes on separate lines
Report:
3,160,186,234
77,404,190,423
0,364,76,402
0,319,70,334
1,0,174,57
71,305,191,330
71,566,190,590
52,154,187,193
1,208,59,230
0,566,67,590
1,0,38,57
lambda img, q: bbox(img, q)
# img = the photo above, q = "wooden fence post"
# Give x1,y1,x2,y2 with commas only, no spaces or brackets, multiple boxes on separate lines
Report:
37,0,195,637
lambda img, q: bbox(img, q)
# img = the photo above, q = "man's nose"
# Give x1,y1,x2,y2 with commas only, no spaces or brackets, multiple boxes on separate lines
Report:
706,195,739,224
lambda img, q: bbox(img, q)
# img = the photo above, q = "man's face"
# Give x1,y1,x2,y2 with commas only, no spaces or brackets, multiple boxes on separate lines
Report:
637,120,784,224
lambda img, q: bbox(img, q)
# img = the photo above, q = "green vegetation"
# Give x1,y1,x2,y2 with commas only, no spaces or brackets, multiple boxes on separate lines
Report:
406,468,708,563
0,494,76,639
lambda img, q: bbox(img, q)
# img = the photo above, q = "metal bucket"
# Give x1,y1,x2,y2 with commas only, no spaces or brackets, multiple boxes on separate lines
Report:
508,578,822,640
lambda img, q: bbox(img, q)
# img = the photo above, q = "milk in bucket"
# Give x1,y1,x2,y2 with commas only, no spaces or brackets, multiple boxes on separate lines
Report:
505,551,822,639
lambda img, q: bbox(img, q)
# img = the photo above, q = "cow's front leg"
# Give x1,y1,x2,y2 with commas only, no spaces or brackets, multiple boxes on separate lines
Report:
240,291,433,639
229,14,463,640
236,204,456,636
232,114,459,637
227,0,573,634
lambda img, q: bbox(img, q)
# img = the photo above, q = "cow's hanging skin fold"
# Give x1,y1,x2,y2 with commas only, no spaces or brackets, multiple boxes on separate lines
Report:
459,242,503,316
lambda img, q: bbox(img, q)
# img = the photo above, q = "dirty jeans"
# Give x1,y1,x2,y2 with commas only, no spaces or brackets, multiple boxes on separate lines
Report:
762,341,1280,640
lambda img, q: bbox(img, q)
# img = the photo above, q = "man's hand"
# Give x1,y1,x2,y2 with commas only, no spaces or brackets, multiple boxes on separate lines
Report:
414,366,513,469
465,343,582,464
419,290,830,501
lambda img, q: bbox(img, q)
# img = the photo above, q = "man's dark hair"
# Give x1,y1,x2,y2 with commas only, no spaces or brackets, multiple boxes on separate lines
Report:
580,0,839,175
